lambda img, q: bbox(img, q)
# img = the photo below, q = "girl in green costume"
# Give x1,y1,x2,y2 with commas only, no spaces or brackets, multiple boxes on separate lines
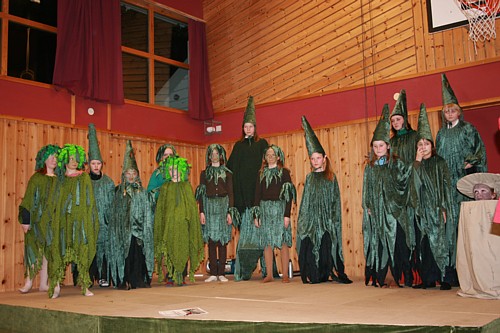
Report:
18,144,61,294
253,144,296,283
297,116,351,284
411,104,453,290
435,73,487,287
87,124,115,288
50,144,98,298
195,144,239,283
362,107,411,287
154,156,204,286
389,92,417,287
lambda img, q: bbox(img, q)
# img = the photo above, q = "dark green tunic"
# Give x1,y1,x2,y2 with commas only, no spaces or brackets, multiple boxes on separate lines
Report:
18,173,60,279
411,156,453,279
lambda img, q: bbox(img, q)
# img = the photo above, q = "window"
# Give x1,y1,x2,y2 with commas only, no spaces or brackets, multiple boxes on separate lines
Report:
2,0,57,84
121,1,189,111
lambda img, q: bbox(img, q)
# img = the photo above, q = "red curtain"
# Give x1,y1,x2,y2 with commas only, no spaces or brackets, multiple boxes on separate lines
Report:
188,19,214,120
53,0,124,105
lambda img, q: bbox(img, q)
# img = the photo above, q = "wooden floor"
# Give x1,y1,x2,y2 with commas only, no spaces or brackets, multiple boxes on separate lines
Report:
1,275,499,328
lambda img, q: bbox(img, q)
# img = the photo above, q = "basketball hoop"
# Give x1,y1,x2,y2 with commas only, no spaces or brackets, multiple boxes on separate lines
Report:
454,0,500,48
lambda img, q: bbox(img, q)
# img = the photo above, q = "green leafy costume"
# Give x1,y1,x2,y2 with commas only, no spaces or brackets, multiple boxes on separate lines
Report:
195,165,236,245
254,165,296,249
19,158,61,280
154,157,204,285
50,145,99,296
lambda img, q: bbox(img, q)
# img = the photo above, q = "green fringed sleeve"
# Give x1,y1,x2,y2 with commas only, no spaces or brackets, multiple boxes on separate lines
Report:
228,207,241,228
279,182,297,204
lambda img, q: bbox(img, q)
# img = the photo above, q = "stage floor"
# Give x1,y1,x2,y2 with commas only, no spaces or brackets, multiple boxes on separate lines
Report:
1,276,499,332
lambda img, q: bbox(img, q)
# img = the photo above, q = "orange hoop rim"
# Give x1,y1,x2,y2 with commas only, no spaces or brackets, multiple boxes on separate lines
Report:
457,0,500,16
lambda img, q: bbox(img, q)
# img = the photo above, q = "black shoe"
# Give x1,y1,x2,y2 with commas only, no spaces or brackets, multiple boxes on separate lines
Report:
440,282,451,290
412,283,424,289
338,275,353,284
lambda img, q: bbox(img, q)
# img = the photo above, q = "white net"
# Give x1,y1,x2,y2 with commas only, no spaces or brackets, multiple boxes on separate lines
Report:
454,0,500,43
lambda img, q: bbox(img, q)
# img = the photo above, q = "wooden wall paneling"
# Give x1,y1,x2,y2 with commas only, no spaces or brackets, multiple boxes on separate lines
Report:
410,0,428,73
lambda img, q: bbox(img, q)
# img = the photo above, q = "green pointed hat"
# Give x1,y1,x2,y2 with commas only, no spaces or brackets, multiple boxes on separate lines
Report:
417,103,433,144
390,89,408,121
441,73,459,106
87,123,102,162
301,116,325,156
122,140,139,174
242,95,257,126
371,104,391,144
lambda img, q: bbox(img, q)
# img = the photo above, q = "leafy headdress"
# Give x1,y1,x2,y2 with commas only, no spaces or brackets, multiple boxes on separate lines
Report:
301,116,325,157
161,155,191,182
371,104,391,144
265,144,285,166
58,144,87,170
417,103,434,144
205,144,227,166
155,144,177,164
87,123,103,162
35,144,60,171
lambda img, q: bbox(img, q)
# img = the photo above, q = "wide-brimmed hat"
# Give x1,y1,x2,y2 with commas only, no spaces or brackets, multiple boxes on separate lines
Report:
457,173,500,199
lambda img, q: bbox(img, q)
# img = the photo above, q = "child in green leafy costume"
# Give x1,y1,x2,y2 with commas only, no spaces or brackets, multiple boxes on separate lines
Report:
50,144,98,298
435,73,487,287
253,144,296,283
87,124,115,288
362,107,411,288
108,140,154,289
297,117,351,285
154,156,204,286
195,144,239,283
18,144,61,294
411,104,454,290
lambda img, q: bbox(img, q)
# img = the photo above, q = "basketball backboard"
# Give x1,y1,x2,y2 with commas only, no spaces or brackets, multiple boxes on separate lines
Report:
427,0,468,32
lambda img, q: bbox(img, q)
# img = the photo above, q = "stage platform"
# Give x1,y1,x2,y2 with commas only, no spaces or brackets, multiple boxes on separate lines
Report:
1,276,499,333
